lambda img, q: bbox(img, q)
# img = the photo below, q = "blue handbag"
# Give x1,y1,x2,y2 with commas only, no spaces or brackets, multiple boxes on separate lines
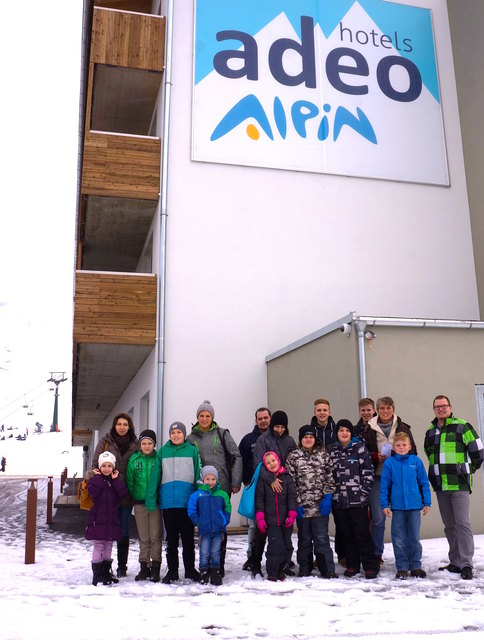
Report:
237,462,262,520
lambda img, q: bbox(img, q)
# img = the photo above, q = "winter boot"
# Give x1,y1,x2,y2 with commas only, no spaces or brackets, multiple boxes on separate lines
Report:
91,561,104,586
150,561,161,583
200,570,210,584
103,560,119,585
161,570,179,584
251,560,264,578
117,536,129,577
210,567,223,586
135,562,151,581
185,567,202,582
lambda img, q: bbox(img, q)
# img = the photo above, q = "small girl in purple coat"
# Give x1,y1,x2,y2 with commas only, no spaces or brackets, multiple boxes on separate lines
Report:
86,451,129,586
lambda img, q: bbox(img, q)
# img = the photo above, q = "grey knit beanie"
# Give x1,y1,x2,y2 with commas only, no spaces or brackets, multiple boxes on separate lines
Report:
197,400,215,419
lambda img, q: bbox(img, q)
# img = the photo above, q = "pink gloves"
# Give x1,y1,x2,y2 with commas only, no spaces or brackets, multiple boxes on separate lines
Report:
256,511,267,534
284,510,297,528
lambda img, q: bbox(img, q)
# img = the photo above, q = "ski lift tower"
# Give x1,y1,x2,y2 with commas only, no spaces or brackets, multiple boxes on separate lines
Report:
47,372,67,432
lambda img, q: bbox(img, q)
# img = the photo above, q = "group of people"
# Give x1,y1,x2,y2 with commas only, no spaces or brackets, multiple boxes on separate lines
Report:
85,401,242,586
240,396,483,582
83,394,484,587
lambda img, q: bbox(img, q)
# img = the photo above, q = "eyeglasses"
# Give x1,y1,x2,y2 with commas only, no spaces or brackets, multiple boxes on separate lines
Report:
433,404,450,410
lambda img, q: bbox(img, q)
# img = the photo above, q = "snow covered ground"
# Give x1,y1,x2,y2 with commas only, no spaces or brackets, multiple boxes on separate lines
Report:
1,476,484,640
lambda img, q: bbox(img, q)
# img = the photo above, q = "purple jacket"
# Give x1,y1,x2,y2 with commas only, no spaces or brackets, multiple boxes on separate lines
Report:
85,473,129,541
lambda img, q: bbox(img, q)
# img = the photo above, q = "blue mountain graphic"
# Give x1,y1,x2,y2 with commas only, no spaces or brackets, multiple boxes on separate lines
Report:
194,0,439,102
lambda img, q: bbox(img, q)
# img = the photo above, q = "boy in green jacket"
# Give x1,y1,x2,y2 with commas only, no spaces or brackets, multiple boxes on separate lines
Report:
126,429,162,582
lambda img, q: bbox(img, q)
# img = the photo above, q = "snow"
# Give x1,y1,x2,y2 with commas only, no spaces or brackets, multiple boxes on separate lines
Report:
2,476,484,640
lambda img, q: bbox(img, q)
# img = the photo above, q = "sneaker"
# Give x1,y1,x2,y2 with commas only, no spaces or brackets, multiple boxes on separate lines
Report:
461,566,473,580
439,563,461,573
365,570,378,580
410,568,427,578
242,558,253,571
344,568,359,578
395,570,408,580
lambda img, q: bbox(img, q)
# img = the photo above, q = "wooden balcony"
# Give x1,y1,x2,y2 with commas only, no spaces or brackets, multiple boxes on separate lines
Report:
74,271,157,345
81,131,161,200
91,7,165,71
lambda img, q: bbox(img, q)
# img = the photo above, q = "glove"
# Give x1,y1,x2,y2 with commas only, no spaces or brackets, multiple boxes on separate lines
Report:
296,506,304,519
319,493,333,516
255,511,267,534
284,510,297,528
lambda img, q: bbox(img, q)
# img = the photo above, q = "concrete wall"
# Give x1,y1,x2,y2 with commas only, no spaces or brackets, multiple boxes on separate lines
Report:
267,327,360,428
268,322,484,539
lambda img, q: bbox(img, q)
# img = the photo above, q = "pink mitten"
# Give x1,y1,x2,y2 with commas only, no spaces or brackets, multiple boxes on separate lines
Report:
284,510,297,528
255,511,267,534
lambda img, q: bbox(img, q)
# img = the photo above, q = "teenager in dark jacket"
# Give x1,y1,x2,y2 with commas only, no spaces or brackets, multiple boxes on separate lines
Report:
86,451,129,586
310,398,338,451
252,410,297,576
330,420,378,579
255,451,297,581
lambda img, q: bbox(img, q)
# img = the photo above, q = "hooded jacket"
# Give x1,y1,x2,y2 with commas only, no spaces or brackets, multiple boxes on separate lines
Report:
85,473,129,541
187,481,231,535
126,449,157,503
145,439,201,511
380,453,431,511
253,424,297,487
92,430,139,507
310,415,338,451
255,453,297,526
329,438,374,509
285,442,334,517
187,421,242,494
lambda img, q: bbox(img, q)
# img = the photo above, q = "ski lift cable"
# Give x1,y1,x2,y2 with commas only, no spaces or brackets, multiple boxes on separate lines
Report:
0,380,52,413
0,388,52,423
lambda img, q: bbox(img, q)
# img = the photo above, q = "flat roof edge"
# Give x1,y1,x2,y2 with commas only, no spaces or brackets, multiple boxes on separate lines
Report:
265,312,484,362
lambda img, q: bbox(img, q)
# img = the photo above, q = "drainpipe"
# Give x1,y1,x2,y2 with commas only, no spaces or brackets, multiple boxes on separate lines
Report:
356,320,368,398
156,0,174,447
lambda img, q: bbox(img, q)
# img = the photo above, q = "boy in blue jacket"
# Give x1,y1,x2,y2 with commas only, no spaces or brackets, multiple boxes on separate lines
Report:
380,432,431,579
188,465,231,586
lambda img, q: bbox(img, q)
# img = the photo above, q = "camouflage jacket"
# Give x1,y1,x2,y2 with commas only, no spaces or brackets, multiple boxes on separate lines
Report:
329,439,374,509
286,444,334,517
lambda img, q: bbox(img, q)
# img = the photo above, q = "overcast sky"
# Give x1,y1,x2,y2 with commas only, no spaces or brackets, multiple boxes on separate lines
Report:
0,1,83,432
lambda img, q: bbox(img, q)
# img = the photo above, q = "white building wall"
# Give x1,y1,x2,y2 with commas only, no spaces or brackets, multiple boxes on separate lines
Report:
102,1,479,455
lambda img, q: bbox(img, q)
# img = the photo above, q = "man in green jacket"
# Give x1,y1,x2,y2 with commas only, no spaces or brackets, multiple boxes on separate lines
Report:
424,395,484,580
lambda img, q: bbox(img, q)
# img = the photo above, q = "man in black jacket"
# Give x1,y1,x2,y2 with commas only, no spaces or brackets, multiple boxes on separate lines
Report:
238,407,271,570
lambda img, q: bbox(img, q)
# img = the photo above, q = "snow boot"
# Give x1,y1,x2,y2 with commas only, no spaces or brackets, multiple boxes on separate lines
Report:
150,561,161,583
135,562,151,581
210,567,223,586
103,559,119,585
116,536,129,577
161,570,179,584
200,570,210,584
185,567,202,582
91,561,104,586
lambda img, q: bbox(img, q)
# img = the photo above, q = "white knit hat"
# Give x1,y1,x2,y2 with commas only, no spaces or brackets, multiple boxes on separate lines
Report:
98,451,116,468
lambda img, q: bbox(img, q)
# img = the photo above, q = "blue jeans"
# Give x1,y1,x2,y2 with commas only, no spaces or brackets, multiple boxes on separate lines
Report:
369,477,386,556
199,532,222,570
391,509,422,571
297,515,334,573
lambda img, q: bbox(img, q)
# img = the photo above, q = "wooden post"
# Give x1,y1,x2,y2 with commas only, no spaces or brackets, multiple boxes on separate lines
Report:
46,476,53,525
25,478,38,564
